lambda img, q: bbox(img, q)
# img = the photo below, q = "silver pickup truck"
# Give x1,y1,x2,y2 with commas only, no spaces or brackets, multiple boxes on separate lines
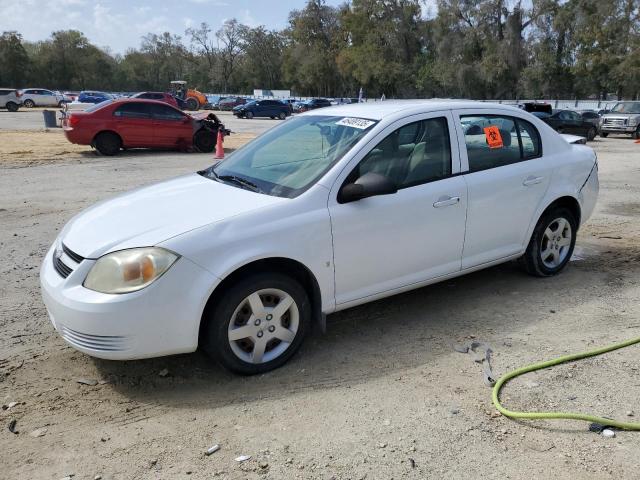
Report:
599,101,640,139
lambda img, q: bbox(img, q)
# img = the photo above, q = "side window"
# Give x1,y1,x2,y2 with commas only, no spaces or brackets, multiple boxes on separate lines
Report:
516,118,541,159
461,115,521,172
150,103,184,121
353,117,451,188
559,111,571,121
113,103,151,119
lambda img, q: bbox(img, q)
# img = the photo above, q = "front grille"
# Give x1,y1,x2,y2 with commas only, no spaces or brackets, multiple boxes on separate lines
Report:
604,118,626,126
63,244,84,263
53,255,73,278
59,325,130,352
52,243,84,279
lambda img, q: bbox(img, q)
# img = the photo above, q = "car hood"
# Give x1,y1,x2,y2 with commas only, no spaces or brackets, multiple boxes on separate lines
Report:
60,173,285,259
603,113,638,118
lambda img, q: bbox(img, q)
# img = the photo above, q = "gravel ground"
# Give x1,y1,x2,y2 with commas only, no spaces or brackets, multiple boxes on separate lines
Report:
1,129,639,479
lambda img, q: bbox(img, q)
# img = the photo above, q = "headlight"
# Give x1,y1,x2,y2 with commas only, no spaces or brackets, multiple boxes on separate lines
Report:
84,247,179,294
629,118,638,126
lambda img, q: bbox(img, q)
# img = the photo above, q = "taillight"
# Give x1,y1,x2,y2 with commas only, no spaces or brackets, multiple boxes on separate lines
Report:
68,115,81,127
16,90,22,97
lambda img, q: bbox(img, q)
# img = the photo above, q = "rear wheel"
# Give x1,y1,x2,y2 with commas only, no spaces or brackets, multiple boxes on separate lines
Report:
245,111,254,119
278,111,286,120
6,102,19,112
587,126,597,141
193,129,216,153
202,273,310,374
94,132,122,156
23,99,35,108
521,207,577,277
185,97,199,111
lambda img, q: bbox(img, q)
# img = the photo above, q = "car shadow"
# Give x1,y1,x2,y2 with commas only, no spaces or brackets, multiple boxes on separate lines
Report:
92,240,640,410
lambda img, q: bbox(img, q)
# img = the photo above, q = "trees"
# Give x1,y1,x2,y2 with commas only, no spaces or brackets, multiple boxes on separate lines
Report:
1,1,638,99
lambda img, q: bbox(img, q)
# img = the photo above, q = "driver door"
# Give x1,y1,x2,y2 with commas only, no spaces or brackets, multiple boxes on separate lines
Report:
328,112,467,306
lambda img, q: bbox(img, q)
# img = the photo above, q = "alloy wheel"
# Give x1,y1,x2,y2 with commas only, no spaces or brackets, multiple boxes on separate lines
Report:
540,217,572,268
227,288,299,364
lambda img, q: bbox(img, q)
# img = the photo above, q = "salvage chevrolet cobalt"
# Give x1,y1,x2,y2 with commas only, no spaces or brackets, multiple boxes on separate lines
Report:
41,101,599,374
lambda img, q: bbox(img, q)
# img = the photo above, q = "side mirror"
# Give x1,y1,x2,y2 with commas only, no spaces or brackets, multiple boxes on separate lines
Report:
339,172,398,203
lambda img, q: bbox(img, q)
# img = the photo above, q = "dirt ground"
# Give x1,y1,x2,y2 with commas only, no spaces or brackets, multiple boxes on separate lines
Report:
1,119,640,479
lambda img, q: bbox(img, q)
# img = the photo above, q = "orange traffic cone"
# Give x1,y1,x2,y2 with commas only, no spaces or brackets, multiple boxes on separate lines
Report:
214,129,225,159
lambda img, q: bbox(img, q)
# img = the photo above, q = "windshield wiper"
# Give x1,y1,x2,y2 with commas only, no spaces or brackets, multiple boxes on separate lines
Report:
216,174,264,193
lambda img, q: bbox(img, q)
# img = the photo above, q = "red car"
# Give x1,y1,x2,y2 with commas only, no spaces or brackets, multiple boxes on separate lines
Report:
132,91,180,108
63,98,228,156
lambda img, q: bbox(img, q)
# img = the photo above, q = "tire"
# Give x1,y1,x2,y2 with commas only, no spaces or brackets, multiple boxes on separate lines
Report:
94,132,122,156
185,97,199,111
245,111,254,119
202,272,311,375
634,127,640,140
23,99,35,108
600,132,609,138
521,206,577,277
6,102,19,112
278,111,286,120
270,116,275,119
193,129,216,153
587,126,597,141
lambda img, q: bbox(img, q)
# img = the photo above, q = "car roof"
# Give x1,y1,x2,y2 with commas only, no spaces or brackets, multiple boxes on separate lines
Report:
299,99,523,120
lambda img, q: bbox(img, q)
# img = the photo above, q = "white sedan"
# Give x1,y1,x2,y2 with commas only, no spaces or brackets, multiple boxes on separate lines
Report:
41,101,599,374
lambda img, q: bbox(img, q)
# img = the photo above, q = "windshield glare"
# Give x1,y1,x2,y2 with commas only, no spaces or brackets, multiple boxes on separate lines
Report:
205,115,377,198
612,102,640,114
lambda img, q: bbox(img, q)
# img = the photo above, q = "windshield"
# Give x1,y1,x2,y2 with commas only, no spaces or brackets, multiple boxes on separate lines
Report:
611,102,640,114
202,115,377,198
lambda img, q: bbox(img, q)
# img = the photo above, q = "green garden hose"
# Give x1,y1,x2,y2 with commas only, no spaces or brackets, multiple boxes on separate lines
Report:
492,336,640,430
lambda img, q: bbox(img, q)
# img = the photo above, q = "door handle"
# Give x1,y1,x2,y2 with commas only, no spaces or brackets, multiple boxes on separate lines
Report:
433,195,460,208
523,176,544,186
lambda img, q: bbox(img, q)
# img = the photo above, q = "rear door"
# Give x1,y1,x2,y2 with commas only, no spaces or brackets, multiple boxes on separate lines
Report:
454,110,553,268
112,102,153,147
149,103,192,148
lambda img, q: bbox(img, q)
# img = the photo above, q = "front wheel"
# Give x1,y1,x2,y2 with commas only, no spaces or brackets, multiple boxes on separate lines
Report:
520,207,577,277
23,99,35,108
202,273,310,374
185,97,199,111
600,132,609,138
634,127,640,140
193,129,216,153
245,111,254,119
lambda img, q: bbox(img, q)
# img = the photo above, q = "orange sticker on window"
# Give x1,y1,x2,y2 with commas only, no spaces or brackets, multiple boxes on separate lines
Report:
484,126,503,149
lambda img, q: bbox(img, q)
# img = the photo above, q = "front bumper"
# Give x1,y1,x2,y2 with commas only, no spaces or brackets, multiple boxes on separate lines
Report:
600,125,636,133
40,244,220,360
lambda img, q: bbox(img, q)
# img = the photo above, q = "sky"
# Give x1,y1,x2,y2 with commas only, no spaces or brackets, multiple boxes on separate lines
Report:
0,0,348,54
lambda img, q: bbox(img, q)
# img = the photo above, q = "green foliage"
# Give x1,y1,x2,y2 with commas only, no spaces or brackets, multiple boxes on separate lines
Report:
0,0,638,99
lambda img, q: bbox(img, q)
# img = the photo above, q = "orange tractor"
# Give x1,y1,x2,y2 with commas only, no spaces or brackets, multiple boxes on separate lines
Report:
170,81,209,111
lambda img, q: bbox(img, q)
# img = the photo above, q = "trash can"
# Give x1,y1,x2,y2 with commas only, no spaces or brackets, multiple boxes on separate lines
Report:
43,110,58,128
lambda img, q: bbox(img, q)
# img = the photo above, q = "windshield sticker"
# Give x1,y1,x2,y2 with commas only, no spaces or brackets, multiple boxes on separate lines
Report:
484,126,503,149
336,117,376,130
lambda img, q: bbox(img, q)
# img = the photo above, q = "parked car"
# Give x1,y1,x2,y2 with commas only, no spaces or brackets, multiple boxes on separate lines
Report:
42,101,598,374
218,96,247,111
295,98,332,113
0,88,22,111
532,109,597,140
233,99,290,119
63,91,80,102
20,88,65,108
599,101,640,139
131,91,180,109
62,98,229,155
78,91,114,104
